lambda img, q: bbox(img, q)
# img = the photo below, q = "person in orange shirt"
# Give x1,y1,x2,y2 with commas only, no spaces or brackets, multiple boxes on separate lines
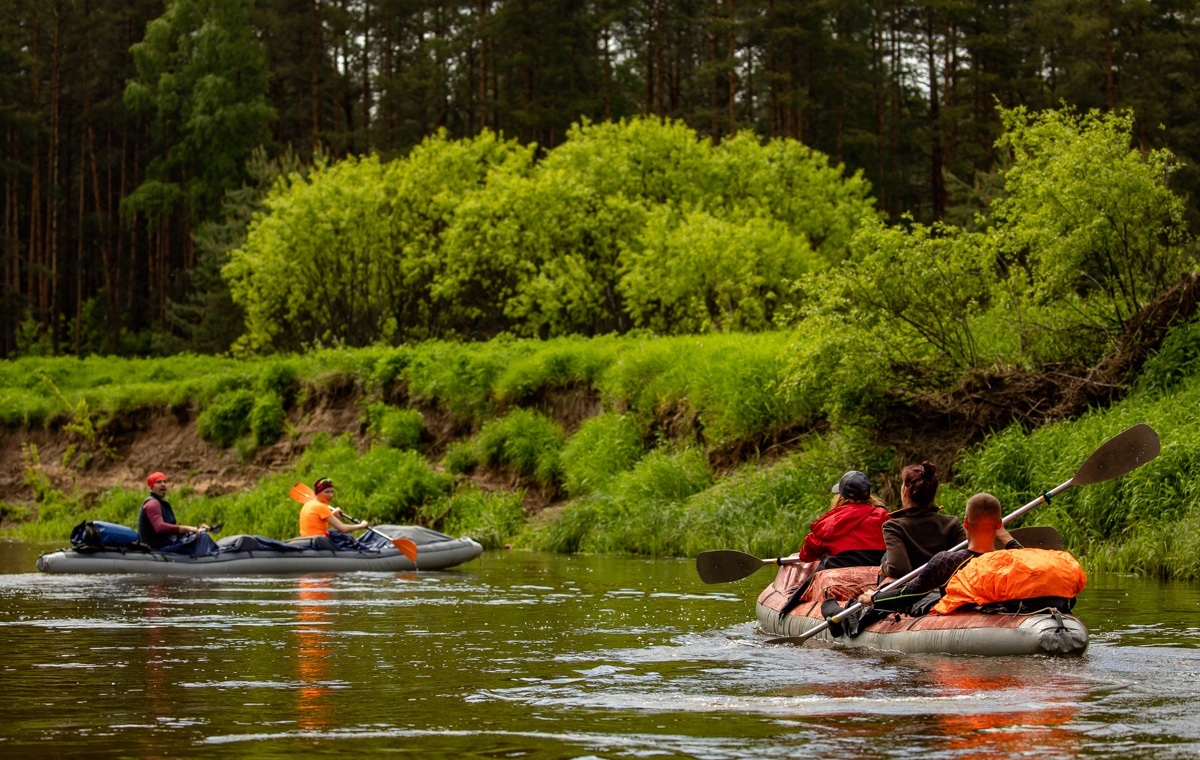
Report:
298,478,368,538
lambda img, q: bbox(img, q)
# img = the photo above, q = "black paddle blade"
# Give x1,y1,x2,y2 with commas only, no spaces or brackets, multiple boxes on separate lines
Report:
1071,423,1160,487
696,550,764,584
1006,526,1064,551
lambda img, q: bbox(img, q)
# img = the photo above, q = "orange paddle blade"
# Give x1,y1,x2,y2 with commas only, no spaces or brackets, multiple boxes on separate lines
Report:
289,483,315,503
393,537,418,562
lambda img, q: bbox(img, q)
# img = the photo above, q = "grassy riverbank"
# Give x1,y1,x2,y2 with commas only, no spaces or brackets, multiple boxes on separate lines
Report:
5,315,1200,579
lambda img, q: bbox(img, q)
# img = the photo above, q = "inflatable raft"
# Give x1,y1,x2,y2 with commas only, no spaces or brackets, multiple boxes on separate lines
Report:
756,560,1088,656
37,526,483,576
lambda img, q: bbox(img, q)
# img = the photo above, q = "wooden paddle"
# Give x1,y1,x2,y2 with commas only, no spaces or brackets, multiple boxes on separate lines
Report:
289,482,419,562
766,422,1160,645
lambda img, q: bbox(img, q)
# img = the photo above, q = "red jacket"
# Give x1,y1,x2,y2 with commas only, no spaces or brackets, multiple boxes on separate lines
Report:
799,502,889,561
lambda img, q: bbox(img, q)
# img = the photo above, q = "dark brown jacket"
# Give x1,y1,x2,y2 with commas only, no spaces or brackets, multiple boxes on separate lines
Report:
880,506,967,578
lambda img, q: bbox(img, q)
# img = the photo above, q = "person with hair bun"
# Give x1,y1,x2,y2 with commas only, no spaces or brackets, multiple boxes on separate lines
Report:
879,461,967,579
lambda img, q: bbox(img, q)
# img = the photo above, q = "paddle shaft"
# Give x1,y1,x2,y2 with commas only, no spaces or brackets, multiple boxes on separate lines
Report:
793,478,1074,643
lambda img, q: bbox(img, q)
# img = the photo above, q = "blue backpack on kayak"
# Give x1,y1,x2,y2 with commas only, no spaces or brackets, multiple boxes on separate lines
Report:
70,521,141,551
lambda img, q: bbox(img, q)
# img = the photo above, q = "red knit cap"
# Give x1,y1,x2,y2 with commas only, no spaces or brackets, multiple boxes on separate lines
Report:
146,472,167,488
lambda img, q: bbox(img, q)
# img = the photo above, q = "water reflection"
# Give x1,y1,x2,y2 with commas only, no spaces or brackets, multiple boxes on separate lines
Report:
0,550,1198,758
296,577,332,732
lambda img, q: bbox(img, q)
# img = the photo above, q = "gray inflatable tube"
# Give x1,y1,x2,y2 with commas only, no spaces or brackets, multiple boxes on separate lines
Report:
757,601,1089,656
37,525,483,576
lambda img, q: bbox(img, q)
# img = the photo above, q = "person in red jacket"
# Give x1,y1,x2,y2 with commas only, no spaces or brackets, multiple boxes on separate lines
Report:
798,470,890,570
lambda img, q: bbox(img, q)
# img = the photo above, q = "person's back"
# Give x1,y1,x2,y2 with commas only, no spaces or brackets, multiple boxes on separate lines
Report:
800,471,889,570
880,461,966,578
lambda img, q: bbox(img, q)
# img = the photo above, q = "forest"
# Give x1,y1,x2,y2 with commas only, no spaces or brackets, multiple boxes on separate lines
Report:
4,1,1200,578
5,0,1200,356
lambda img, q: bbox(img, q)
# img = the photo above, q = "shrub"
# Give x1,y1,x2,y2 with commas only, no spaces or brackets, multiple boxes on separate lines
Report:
258,362,299,396
475,409,565,486
197,389,256,447
249,391,286,447
560,413,644,496
367,403,424,450
428,488,525,548
442,441,479,475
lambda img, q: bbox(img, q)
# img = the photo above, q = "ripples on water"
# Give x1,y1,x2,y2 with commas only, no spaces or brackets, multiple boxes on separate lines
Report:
0,542,1198,758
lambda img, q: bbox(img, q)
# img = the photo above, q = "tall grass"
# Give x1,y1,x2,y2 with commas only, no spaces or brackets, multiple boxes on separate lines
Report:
943,370,1200,579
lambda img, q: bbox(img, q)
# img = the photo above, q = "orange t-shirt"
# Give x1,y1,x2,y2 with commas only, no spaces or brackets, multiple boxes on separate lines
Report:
298,500,334,537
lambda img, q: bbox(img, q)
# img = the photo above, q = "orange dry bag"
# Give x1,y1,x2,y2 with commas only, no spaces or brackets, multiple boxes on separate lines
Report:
933,548,1087,615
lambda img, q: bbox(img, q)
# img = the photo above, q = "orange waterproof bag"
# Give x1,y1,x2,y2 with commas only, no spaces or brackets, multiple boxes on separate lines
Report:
933,548,1087,615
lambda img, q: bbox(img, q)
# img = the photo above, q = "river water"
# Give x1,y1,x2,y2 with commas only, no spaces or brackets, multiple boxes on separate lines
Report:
1,541,1199,759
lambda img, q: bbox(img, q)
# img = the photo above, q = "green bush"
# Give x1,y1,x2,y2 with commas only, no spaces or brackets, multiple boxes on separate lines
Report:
1140,314,1200,394
442,441,479,475
258,362,299,396
560,413,644,496
249,391,286,447
475,409,565,486
367,403,424,450
197,389,256,447
428,488,526,548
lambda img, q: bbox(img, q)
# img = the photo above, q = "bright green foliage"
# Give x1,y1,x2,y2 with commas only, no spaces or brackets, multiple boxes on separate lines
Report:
492,336,620,403
196,389,256,447
560,413,644,496
620,209,815,333
226,132,535,351
224,155,393,352
990,107,1191,336
442,441,480,475
475,409,565,486
259,361,300,397
593,333,804,446
249,391,286,447
428,488,526,549
437,168,646,337
785,105,1198,408
225,118,872,348
528,447,713,555
366,404,424,450
818,217,993,369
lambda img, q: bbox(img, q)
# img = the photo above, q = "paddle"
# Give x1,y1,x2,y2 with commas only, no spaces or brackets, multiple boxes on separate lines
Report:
766,422,1160,645
288,482,419,562
696,550,809,584
1004,526,1063,551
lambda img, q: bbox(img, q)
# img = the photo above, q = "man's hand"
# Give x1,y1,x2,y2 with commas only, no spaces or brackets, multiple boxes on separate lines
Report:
996,525,1014,545
857,592,875,608
332,508,344,517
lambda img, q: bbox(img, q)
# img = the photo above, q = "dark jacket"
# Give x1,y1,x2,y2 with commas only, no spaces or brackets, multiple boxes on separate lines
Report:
880,505,967,578
138,495,182,550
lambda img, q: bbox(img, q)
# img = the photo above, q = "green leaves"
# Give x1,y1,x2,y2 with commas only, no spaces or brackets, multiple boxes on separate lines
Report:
224,118,872,350
990,106,1191,336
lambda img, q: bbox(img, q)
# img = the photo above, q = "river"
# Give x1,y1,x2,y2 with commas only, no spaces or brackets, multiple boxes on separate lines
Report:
1,540,1198,758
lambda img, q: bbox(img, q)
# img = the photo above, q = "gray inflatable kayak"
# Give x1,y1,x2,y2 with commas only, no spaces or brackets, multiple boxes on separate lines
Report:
758,562,1088,656
37,525,483,576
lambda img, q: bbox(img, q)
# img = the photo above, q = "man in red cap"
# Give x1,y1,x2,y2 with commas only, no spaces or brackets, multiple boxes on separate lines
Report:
137,472,210,550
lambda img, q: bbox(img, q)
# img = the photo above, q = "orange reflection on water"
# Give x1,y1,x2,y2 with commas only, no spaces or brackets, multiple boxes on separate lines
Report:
296,577,333,731
925,659,1080,759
